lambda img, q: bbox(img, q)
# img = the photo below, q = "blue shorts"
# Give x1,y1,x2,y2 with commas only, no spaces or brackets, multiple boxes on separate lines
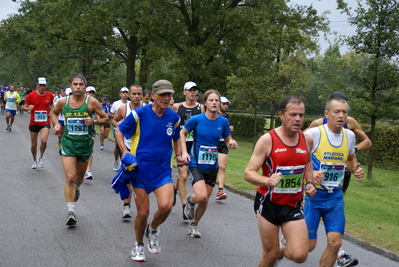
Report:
58,120,65,127
132,173,173,194
5,109,16,116
304,189,345,240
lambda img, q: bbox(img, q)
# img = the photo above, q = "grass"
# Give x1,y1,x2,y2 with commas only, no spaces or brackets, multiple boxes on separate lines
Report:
104,129,399,255
225,137,399,255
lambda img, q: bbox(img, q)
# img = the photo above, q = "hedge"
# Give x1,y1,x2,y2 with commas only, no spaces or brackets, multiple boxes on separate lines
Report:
230,113,399,171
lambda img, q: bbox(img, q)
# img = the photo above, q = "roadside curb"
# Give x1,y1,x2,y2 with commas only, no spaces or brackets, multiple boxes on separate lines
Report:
224,184,399,263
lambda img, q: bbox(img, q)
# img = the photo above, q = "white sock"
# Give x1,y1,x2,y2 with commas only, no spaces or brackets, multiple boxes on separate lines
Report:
67,202,75,211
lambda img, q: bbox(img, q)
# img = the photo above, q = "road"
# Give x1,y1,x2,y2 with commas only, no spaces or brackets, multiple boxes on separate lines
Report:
1,114,398,267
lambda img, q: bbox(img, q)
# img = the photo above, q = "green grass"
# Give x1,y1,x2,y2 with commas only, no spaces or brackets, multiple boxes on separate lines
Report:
225,138,399,255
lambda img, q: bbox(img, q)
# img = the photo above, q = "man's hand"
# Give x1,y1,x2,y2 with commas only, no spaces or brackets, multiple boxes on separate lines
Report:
268,173,282,187
353,163,364,181
313,170,326,184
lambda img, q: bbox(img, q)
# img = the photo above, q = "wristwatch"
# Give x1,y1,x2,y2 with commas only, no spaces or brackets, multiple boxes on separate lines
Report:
354,146,358,152
93,119,97,125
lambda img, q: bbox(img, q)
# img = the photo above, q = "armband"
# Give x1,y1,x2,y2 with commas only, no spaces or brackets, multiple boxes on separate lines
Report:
354,146,358,153
174,154,182,159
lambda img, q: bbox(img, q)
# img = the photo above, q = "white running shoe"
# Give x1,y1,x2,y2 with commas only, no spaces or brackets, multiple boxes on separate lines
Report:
131,242,146,262
84,170,93,180
122,205,131,219
31,160,38,169
113,161,120,171
38,157,44,168
188,224,202,238
145,224,161,254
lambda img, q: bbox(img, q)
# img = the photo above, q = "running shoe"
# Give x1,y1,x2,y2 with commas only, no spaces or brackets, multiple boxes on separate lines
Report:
131,242,146,262
56,142,61,149
182,205,188,220
31,160,38,169
145,224,161,254
122,205,131,219
38,157,44,168
184,196,195,220
188,224,202,238
337,253,359,267
113,161,119,171
8,125,12,131
75,184,80,202
216,190,227,200
6,125,10,131
66,210,77,226
100,145,104,151
84,170,93,180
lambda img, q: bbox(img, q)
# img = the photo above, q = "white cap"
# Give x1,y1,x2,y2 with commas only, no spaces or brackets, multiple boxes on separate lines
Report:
183,81,197,91
220,96,231,104
120,87,129,92
65,88,72,95
86,86,96,93
37,77,47,85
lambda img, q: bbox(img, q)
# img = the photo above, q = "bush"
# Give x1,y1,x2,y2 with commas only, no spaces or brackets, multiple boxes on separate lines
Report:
230,113,265,139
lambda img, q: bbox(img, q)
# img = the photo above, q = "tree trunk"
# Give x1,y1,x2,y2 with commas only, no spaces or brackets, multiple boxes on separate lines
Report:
367,114,376,179
125,36,139,86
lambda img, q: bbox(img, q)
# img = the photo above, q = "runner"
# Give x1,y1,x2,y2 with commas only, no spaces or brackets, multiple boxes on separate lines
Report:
215,96,234,200
112,84,143,219
115,79,185,262
50,74,109,226
99,95,111,151
304,96,364,267
22,77,54,169
181,89,238,238
171,81,204,220
4,85,21,131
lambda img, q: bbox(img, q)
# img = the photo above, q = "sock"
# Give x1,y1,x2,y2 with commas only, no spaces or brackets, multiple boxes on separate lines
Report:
136,241,144,246
338,247,346,257
218,188,223,191
149,224,157,232
67,202,75,211
191,222,198,226
124,203,130,207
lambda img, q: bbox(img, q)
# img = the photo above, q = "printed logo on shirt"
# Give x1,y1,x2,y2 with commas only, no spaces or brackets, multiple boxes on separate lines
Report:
274,148,287,153
296,148,307,154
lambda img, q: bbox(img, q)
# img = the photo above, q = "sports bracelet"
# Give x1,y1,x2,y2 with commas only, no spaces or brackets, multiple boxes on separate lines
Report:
305,181,316,187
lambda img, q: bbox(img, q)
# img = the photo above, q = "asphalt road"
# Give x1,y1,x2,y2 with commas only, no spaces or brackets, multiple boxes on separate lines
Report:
1,114,398,267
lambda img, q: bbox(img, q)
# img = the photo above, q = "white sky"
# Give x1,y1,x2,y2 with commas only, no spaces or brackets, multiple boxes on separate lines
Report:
1,0,359,54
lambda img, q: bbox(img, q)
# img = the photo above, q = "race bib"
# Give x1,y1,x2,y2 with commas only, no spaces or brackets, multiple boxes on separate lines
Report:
67,117,88,135
198,145,218,165
319,162,345,187
34,111,47,122
273,165,305,194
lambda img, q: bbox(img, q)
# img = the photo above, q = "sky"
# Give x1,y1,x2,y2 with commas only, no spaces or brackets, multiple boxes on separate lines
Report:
0,0,359,54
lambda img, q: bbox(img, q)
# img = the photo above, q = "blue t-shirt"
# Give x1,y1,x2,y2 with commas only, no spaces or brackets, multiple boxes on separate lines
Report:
100,102,111,114
184,113,230,170
118,104,180,183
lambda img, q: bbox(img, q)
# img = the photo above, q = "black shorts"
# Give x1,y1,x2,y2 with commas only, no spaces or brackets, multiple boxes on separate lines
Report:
342,168,351,193
188,167,219,187
254,191,304,226
29,124,50,133
217,141,229,154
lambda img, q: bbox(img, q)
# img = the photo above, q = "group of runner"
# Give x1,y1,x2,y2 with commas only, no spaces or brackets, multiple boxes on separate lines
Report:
5,74,371,266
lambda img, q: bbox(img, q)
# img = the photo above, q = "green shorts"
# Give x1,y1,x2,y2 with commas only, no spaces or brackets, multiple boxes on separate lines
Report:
59,137,94,163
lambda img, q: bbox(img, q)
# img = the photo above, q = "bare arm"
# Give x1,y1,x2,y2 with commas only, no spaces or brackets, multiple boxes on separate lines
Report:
243,133,282,187
304,134,316,197
347,117,372,151
180,128,190,163
86,98,109,126
50,98,66,135
304,118,323,132
112,105,126,127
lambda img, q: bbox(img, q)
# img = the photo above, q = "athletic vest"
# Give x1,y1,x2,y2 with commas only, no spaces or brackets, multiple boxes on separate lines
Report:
312,125,349,191
63,95,94,141
258,129,309,207
100,102,111,114
177,102,202,142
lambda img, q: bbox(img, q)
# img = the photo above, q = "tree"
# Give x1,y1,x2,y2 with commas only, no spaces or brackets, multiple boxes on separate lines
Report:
227,0,328,141
340,0,399,179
